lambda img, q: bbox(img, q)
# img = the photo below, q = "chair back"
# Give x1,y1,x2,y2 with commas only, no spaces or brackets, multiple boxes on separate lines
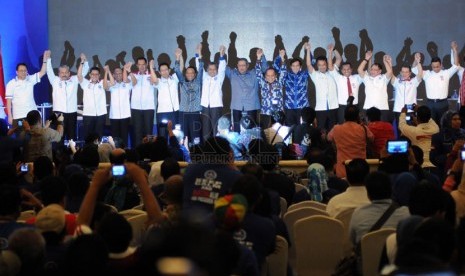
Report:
126,213,148,246
287,200,327,213
261,235,288,276
334,207,356,256
361,228,396,276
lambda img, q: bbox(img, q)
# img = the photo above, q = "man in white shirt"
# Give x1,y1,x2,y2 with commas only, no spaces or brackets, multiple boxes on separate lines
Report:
153,60,179,133
327,45,362,124
130,57,157,147
104,63,132,148
6,51,47,128
326,159,370,217
412,41,459,124
307,42,338,131
46,50,89,140
200,45,226,141
77,56,107,139
392,52,423,122
357,51,394,122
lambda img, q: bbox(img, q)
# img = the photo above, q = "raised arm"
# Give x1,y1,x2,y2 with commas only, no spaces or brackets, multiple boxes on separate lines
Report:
218,45,227,80
45,50,56,83
255,48,266,83
38,50,49,78
77,53,86,83
123,62,135,85
358,50,372,78
451,41,459,66
327,44,335,71
334,49,342,69
196,45,205,83
174,48,185,82
383,55,393,80
77,167,110,226
414,52,423,81
305,42,314,73
149,59,158,85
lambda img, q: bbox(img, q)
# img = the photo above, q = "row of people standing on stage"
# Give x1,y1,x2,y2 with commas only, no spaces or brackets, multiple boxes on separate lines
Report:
4,40,462,148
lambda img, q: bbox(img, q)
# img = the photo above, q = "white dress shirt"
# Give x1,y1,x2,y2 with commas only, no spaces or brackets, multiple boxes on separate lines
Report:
413,65,458,100
200,59,226,108
309,71,338,111
329,66,362,105
5,73,40,119
362,73,390,110
131,72,156,110
79,79,107,116
392,77,420,112
47,58,89,113
155,74,179,113
109,81,132,119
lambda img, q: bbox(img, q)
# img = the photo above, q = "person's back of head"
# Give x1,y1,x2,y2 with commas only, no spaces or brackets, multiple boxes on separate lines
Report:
366,107,381,122
408,180,450,218
344,104,359,122
416,105,432,123
64,234,108,276
248,139,279,171
8,228,45,274
150,136,170,162
26,110,41,127
33,156,54,181
271,111,285,125
217,116,231,132
77,144,100,168
240,163,264,181
39,176,67,206
365,171,392,201
109,148,127,165
0,185,21,218
66,171,90,211
160,157,180,180
203,136,232,163
231,174,263,209
413,217,455,263
84,133,99,146
98,143,113,163
345,158,369,186
96,212,132,254
301,107,316,125
163,175,184,205
214,194,248,231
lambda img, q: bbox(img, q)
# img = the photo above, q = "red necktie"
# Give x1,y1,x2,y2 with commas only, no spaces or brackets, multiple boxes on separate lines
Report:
347,77,353,97
460,70,465,106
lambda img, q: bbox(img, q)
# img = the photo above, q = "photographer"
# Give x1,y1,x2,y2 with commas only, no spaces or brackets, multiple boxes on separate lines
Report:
399,105,439,170
23,110,63,162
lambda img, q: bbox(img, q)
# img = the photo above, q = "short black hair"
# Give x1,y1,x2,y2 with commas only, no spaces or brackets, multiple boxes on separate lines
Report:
290,58,302,67
158,63,170,70
372,63,383,71
160,157,180,180
431,57,442,64
97,213,132,253
344,105,359,122
316,56,328,63
365,171,392,200
271,111,285,125
40,176,68,206
16,63,27,71
203,136,232,156
301,107,316,124
33,156,54,181
416,105,431,123
90,66,100,73
345,158,369,185
366,107,381,122
341,61,352,68
401,64,412,72
186,66,198,74
136,57,147,64
231,175,263,207
26,110,41,126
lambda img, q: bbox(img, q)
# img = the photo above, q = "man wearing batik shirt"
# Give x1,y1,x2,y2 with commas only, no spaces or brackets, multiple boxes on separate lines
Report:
274,47,310,126
256,48,285,128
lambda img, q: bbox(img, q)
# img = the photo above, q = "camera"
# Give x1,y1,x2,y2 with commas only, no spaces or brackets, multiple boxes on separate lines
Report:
64,140,69,147
406,103,416,112
405,115,411,121
101,136,109,143
387,140,408,154
20,163,28,172
17,120,23,127
112,165,126,178
461,150,465,161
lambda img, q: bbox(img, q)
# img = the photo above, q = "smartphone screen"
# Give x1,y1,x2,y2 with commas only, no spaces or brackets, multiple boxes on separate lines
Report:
387,140,408,154
20,164,28,172
112,165,126,177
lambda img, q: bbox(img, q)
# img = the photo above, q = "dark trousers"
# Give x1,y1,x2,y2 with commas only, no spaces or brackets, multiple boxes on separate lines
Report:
284,108,302,126
316,109,338,131
180,111,202,145
157,111,179,138
63,112,77,140
110,118,130,148
82,115,106,140
202,106,223,141
232,109,258,132
131,109,155,148
337,105,347,124
426,99,449,125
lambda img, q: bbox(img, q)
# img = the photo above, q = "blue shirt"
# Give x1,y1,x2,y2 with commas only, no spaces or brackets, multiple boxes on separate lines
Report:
174,60,203,112
256,61,285,115
273,56,310,109
226,56,268,111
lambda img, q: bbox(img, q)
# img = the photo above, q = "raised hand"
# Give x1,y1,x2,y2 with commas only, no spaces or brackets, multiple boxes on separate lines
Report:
404,37,413,47
124,62,132,72
304,42,311,51
327,43,334,52
44,50,51,60
279,49,286,60
196,43,202,55
383,55,392,65
414,52,422,63
257,48,264,59
175,48,182,60
80,53,87,62
451,41,458,51
365,50,373,61
219,45,226,56
104,65,110,72
149,59,155,69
